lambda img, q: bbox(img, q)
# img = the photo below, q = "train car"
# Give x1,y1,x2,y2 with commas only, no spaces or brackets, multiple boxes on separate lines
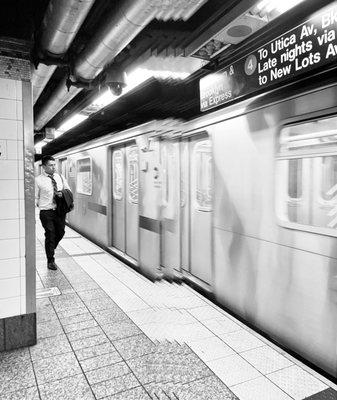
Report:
49,0,337,373
53,76,337,380
184,84,337,381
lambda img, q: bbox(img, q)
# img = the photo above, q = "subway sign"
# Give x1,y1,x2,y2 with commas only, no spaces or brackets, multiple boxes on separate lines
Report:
200,2,337,112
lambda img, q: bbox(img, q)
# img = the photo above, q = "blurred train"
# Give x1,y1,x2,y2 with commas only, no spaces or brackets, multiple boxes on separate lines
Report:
49,73,337,380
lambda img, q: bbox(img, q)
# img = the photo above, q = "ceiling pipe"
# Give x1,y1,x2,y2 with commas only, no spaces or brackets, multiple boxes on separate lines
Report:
34,0,208,131
32,0,95,104
32,64,57,104
34,79,82,131
74,0,157,81
75,0,208,80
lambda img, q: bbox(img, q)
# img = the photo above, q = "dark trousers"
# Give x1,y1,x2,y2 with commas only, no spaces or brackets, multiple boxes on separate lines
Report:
40,210,66,263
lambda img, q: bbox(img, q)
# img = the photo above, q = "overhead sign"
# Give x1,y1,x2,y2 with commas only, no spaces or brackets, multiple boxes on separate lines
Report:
200,2,337,112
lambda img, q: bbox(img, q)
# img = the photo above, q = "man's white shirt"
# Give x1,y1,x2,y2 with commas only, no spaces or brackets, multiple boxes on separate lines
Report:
35,171,70,210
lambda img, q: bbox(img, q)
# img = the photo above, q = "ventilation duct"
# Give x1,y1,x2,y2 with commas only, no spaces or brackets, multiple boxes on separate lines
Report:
75,0,209,80
32,64,57,104
34,80,82,131
34,0,208,131
32,0,95,104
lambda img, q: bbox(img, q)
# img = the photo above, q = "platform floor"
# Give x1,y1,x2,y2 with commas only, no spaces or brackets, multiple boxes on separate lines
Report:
0,221,336,400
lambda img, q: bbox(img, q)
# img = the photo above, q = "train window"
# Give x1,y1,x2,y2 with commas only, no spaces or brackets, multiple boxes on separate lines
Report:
288,159,302,199
127,147,138,204
76,157,92,195
162,143,175,209
277,115,337,234
194,141,213,211
180,144,188,208
162,145,169,206
279,116,337,154
59,158,67,179
113,150,124,200
321,156,337,201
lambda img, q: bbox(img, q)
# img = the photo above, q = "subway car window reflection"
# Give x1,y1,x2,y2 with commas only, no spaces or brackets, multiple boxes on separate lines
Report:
76,157,92,195
112,150,124,201
321,156,337,202
194,140,213,212
127,147,138,204
278,115,337,231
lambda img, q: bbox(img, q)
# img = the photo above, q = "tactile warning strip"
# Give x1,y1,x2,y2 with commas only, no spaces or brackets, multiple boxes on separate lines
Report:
36,287,61,299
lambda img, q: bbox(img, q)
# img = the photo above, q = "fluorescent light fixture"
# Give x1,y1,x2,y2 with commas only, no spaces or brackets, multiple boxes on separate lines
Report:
92,90,117,108
80,67,191,117
79,89,117,117
126,68,190,89
256,0,269,10
34,141,46,154
276,0,305,13
54,67,191,135
54,129,65,139
58,113,88,133
256,0,305,14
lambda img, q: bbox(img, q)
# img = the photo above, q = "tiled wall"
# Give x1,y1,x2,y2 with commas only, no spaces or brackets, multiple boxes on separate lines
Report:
0,77,26,318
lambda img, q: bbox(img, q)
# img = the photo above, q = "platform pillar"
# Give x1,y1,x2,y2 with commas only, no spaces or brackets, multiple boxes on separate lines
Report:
0,38,36,351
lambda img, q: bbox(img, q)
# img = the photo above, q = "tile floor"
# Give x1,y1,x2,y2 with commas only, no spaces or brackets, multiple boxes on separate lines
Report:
0,222,336,400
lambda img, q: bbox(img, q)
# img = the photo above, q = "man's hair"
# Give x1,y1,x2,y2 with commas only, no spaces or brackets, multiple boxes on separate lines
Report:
41,155,55,165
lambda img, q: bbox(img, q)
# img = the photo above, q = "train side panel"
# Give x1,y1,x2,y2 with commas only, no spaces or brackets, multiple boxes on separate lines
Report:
209,86,337,377
66,146,110,246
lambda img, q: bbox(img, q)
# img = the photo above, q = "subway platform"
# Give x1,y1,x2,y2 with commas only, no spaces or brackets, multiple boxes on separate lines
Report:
0,221,336,400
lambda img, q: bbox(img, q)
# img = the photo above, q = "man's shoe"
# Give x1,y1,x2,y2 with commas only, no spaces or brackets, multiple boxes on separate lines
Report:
47,262,57,270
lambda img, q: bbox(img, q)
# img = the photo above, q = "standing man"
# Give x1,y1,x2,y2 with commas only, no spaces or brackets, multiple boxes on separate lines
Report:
35,155,70,270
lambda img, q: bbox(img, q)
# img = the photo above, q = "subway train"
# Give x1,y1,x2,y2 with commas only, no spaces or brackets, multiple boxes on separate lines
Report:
50,73,337,381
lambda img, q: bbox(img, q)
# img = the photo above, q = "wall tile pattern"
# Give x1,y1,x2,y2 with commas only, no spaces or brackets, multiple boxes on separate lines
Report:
0,52,30,320
0,56,31,81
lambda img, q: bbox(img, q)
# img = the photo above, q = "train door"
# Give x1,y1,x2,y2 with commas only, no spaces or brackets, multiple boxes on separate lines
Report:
112,147,125,252
181,134,213,285
138,137,162,279
161,139,181,280
111,144,139,260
